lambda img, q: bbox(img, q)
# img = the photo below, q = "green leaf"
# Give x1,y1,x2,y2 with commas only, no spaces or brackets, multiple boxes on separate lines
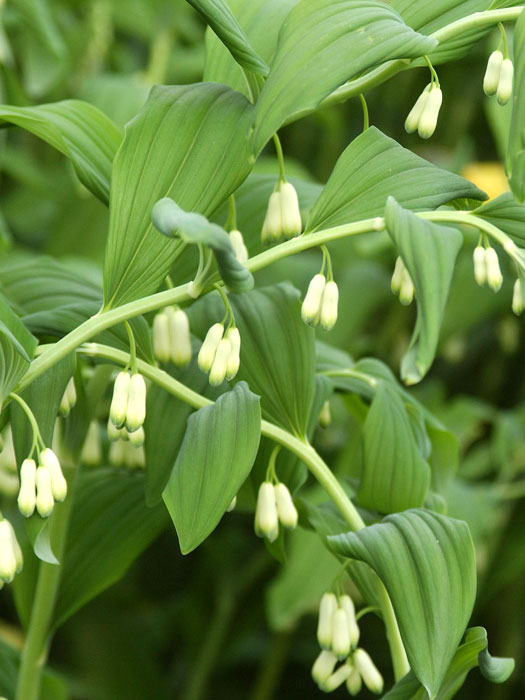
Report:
474,193,525,246
152,197,253,292
0,293,37,408
103,83,254,308
384,197,463,385
305,127,486,232
358,381,430,513
0,100,121,204
330,509,477,698
252,1,437,150
187,0,268,76
508,9,525,203
163,382,261,554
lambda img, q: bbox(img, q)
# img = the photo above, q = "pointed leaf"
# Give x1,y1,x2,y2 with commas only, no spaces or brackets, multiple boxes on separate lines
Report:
474,192,525,246
508,8,525,203
0,294,37,407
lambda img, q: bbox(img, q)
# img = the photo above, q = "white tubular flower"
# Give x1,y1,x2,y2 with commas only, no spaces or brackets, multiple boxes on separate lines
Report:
497,58,514,105
319,280,339,331
279,182,302,238
274,482,298,529
318,400,331,428
311,650,338,685
0,519,22,582
391,256,406,295
254,482,279,542
302,274,326,326
483,50,503,96
399,268,415,306
485,247,503,292
153,310,171,364
346,666,363,696
512,278,524,315
353,648,384,694
332,607,351,659
109,371,130,428
340,594,360,648
125,443,145,470
209,337,232,386
198,323,224,373
227,495,237,512
39,448,67,502
126,373,147,433
229,229,249,264
35,466,55,518
109,440,126,468
404,83,431,134
261,191,283,244
128,425,145,447
167,307,192,368
0,427,16,472
317,592,338,649
321,663,352,692
81,421,102,467
473,246,487,286
107,419,123,442
17,458,37,517
225,327,241,381
418,86,442,139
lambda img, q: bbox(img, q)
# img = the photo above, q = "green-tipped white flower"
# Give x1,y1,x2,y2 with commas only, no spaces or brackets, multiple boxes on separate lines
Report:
404,83,431,133
274,482,298,529
81,421,102,467
346,666,362,696
225,327,241,381
209,337,232,386
109,440,126,468
353,648,384,694
332,607,351,659
279,182,302,238
254,481,279,542
0,518,22,582
198,323,224,373
153,310,171,364
227,495,237,512
340,594,360,648
318,400,331,428
311,650,338,685
321,663,352,692
473,246,487,286
512,278,524,315
59,377,77,417
128,425,145,447
317,592,338,649
35,466,54,517
418,86,442,139
110,371,130,428
107,419,123,442
302,274,326,326
167,307,192,368
17,458,37,517
485,247,503,292
497,58,514,105
39,448,67,502
126,373,146,433
261,191,282,244
391,256,405,295
319,280,339,331
229,229,249,264
483,50,503,96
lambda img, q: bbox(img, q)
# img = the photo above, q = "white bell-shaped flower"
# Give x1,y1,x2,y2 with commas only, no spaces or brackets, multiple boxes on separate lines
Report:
17,458,37,517
126,373,147,433
39,448,67,502
302,274,326,326
274,482,298,529
209,337,232,386
497,58,514,105
317,592,337,649
483,50,503,96
198,323,224,373
353,648,384,694
254,482,279,542
225,327,241,381
311,650,338,685
167,307,192,367
279,182,302,239
109,371,130,429
35,466,55,518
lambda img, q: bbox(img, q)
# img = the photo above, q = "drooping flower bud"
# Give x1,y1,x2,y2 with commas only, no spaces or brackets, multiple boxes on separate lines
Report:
353,648,384,694
128,425,145,447
320,663,352,692
198,323,224,373
418,86,442,139
404,83,431,134
279,182,302,238
512,278,524,315
153,310,171,364
225,327,241,381
229,230,249,264
59,377,77,417
473,246,487,286
311,650,338,685
317,592,338,649
332,607,351,659
399,268,415,306
35,466,55,517
17,458,37,517
497,58,514,105
261,191,282,244
126,373,147,433
0,518,22,582
81,421,102,467
319,280,339,331
167,307,192,367
346,665,363,696
209,337,232,386
109,440,126,468
227,495,237,512
483,50,503,96
107,419,123,442
339,594,360,648
125,442,145,470
302,274,326,326
109,371,130,428
318,400,331,428
274,482,298,529
39,448,67,502
485,247,503,292
254,481,279,542
391,256,405,295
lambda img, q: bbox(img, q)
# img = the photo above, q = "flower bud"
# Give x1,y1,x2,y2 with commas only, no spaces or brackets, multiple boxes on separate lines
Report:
275,482,298,529
311,650,338,685
483,50,503,96
126,373,147,433
301,274,326,326
167,307,192,367
340,595,360,648
81,421,102,467
107,419,123,442
346,666,362,696
39,448,67,502
319,280,339,331
353,648,384,694
128,425,145,447
418,86,442,139
59,377,76,417
36,466,54,517
254,481,279,542
497,58,514,105
332,608,351,659
391,256,406,295
0,519,18,582
473,246,487,286
227,495,237,512
209,337,232,386
10,521,23,574
17,458,37,517
109,440,126,468
317,592,338,649
512,278,524,315
125,443,145,470
399,268,415,306
225,327,241,381
153,311,171,364
109,371,130,428
318,400,331,428
404,84,431,134
0,427,16,472
279,182,302,238
485,247,503,292
198,323,224,372
261,191,282,244
229,230,249,264
320,663,352,692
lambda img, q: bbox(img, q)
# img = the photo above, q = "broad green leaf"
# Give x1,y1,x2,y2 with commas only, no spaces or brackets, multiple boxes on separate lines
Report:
474,193,525,246
187,0,268,76
0,100,121,204
305,127,486,232
385,197,463,385
103,83,254,308
163,382,261,554
330,509,477,698
0,293,37,408
358,381,430,513
508,8,525,203
253,1,437,150
152,197,253,292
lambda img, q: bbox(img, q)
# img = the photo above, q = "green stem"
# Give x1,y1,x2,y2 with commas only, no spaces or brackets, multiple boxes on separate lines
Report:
424,56,440,88
272,133,286,182
8,392,45,454
359,94,369,132
123,321,137,373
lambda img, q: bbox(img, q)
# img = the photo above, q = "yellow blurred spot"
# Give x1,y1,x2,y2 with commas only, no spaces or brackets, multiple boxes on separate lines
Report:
460,162,509,200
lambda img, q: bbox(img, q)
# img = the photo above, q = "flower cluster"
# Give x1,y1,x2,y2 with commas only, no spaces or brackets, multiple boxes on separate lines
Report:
473,245,503,292
483,50,513,105
405,83,443,139
109,371,147,435
261,181,302,244
391,256,414,305
254,481,298,542
301,274,339,330
0,516,23,586
153,307,192,367
198,324,240,386
108,437,145,470
17,448,67,519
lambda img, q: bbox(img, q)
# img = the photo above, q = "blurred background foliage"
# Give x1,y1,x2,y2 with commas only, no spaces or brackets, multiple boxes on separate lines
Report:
0,1,524,699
